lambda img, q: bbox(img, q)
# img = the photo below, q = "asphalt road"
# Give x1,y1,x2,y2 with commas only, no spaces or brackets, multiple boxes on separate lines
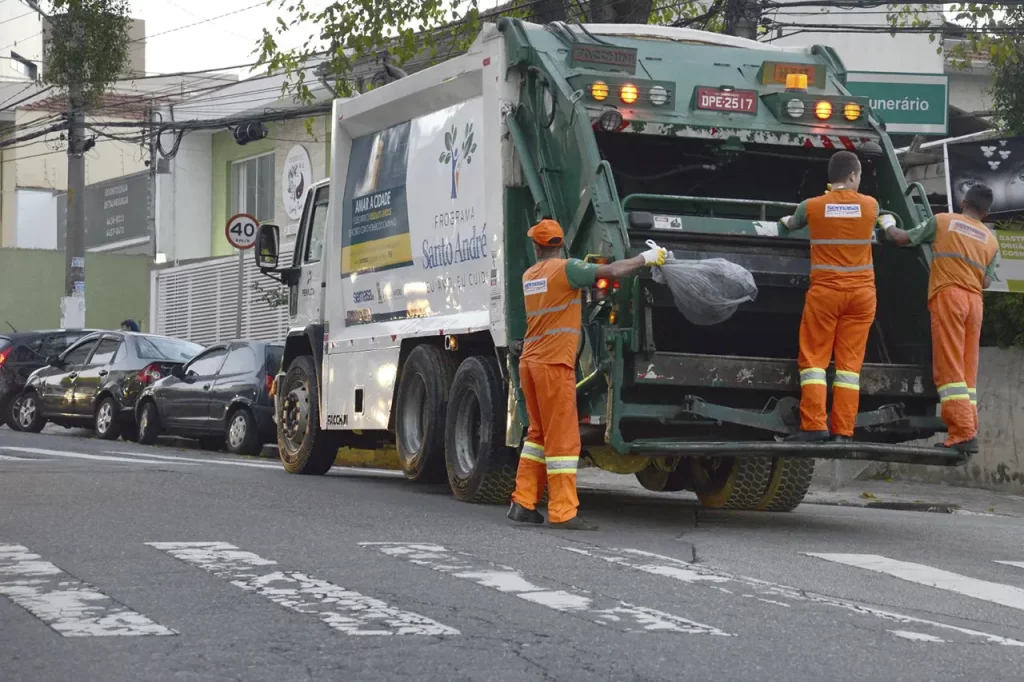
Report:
2,428,1024,682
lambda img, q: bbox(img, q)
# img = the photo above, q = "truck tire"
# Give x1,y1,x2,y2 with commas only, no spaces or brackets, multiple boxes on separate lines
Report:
444,356,518,504
278,355,336,475
395,345,456,483
689,456,774,510
635,460,691,492
757,457,815,512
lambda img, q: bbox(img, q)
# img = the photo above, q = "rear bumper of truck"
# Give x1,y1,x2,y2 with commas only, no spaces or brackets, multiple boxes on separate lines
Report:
623,439,968,467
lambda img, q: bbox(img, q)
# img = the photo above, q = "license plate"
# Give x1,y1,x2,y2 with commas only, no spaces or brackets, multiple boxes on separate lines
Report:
695,88,757,114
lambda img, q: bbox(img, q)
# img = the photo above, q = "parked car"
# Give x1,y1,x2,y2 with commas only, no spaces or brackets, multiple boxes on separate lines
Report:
13,331,204,439
1,329,98,428
135,341,283,455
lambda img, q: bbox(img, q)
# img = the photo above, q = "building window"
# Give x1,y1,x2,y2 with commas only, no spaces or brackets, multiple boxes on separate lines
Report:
10,53,37,80
230,153,275,222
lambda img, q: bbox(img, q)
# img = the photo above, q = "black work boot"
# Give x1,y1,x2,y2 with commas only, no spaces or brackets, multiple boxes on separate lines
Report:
831,435,853,443
934,438,979,454
548,516,598,531
507,502,544,524
785,430,830,443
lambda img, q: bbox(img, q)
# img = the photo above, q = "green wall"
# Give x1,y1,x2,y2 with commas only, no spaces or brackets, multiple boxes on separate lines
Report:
211,128,276,258
0,249,151,332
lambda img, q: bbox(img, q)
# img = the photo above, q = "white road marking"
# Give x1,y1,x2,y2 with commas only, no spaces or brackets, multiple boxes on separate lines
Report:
995,561,1024,570
0,544,175,637
891,630,946,643
567,546,1024,647
362,542,731,636
0,454,33,461
105,450,279,469
147,542,457,636
2,447,198,466
805,553,1024,613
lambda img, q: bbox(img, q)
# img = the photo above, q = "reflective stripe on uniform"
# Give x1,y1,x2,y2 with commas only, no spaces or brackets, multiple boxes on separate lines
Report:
938,381,970,402
833,370,860,391
545,456,578,475
810,263,874,272
810,239,873,246
968,387,977,406
523,327,581,345
526,299,581,318
521,441,545,463
933,252,986,272
800,367,827,386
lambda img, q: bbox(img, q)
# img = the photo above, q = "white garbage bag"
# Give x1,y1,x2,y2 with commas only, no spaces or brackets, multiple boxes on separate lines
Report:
649,241,758,326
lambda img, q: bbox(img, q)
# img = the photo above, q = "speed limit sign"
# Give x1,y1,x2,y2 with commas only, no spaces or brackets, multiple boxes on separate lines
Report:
226,213,259,250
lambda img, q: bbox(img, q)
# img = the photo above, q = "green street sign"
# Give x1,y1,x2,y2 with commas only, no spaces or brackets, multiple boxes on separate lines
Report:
845,72,948,136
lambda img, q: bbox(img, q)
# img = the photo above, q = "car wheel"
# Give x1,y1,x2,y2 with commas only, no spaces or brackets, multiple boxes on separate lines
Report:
94,396,122,441
226,407,262,456
12,392,45,433
136,401,161,445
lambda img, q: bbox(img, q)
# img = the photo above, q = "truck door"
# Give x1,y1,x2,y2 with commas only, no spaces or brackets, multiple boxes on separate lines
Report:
292,183,329,327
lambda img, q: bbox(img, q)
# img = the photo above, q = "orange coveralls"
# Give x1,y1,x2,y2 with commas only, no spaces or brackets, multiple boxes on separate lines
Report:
511,258,584,523
915,214,999,445
792,190,879,436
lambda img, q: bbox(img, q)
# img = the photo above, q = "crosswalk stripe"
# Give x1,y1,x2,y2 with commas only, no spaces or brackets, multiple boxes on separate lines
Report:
2,446,198,466
0,544,175,637
995,561,1024,570
362,542,731,636
147,542,458,636
568,546,1024,647
805,553,1024,613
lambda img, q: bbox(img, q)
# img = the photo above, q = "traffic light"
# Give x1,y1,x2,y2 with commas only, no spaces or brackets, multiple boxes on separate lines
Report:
233,121,268,146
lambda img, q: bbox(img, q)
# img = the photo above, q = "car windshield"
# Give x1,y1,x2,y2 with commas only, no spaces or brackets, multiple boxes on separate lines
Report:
135,335,203,362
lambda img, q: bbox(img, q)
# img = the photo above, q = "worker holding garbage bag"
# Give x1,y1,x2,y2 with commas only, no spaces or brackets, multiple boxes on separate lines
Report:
778,150,893,443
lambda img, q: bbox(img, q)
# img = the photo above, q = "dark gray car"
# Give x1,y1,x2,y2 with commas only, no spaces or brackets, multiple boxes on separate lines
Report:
15,331,203,439
1,329,97,429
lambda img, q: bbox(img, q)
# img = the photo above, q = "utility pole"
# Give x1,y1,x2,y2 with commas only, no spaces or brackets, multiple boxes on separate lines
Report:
724,0,760,39
61,84,87,329
147,107,158,261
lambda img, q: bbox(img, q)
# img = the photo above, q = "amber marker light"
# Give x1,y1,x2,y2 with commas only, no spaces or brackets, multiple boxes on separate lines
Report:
843,102,862,121
814,100,833,120
620,83,639,104
590,81,609,101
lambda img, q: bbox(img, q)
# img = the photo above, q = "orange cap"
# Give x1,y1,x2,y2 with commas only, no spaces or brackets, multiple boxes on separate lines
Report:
527,219,564,246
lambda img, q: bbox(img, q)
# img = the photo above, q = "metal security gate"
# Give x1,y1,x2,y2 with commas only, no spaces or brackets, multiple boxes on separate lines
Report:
151,251,290,346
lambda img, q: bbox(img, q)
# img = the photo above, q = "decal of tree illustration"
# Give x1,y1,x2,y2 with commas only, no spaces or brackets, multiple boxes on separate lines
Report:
439,123,476,199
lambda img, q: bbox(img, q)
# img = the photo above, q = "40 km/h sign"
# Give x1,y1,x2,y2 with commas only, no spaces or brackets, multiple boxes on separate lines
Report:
226,213,259,250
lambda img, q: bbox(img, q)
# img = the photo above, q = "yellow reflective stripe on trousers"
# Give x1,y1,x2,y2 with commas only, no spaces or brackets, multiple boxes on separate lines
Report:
833,370,860,391
545,456,578,475
968,387,977,406
938,381,970,402
521,441,545,463
800,367,827,386
523,327,580,345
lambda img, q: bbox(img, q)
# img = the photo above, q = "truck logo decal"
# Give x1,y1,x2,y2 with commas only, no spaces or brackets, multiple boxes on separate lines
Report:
423,224,488,269
524,278,548,295
353,289,374,303
438,122,476,199
326,414,348,426
824,203,862,218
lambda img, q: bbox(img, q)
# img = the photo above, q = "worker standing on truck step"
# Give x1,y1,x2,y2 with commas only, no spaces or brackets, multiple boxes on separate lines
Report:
508,219,667,530
778,150,888,443
879,183,999,454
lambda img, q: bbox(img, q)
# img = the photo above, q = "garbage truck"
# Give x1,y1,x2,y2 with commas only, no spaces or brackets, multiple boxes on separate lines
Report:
253,19,963,512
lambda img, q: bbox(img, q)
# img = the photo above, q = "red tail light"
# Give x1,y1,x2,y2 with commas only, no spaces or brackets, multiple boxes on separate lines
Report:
0,347,10,368
265,373,274,394
596,278,610,290
137,363,163,385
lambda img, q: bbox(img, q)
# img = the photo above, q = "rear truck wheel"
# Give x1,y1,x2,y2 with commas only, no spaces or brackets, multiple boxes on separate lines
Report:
395,345,456,483
444,356,518,504
94,396,122,441
689,456,774,510
136,400,161,445
278,354,337,475
12,392,44,433
635,458,691,492
226,407,262,456
757,457,816,512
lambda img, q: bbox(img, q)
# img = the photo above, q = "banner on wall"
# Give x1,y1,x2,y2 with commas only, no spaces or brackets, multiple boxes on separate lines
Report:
989,231,1024,293
945,136,1024,216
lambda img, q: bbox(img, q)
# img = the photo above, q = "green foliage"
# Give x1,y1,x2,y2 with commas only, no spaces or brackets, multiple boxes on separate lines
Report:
43,0,133,105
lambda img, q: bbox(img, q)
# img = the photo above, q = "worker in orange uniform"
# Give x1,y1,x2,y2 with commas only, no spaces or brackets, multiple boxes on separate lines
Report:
778,150,892,442
507,219,666,530
880,184,999,453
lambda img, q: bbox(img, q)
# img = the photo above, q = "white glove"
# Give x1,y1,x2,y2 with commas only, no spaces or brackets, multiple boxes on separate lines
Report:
779,215,793,230
642,239,667,267
878,214,896,231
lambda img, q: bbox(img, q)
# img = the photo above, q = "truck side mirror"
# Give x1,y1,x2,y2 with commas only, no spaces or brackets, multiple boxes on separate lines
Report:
255,223,281,271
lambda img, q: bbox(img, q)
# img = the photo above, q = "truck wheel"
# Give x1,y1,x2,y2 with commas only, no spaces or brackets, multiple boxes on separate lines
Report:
444,356,518,504
278,354,336,475
689,456,774,510
635,460,691,492
757,457,815,512
395,345,456,483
